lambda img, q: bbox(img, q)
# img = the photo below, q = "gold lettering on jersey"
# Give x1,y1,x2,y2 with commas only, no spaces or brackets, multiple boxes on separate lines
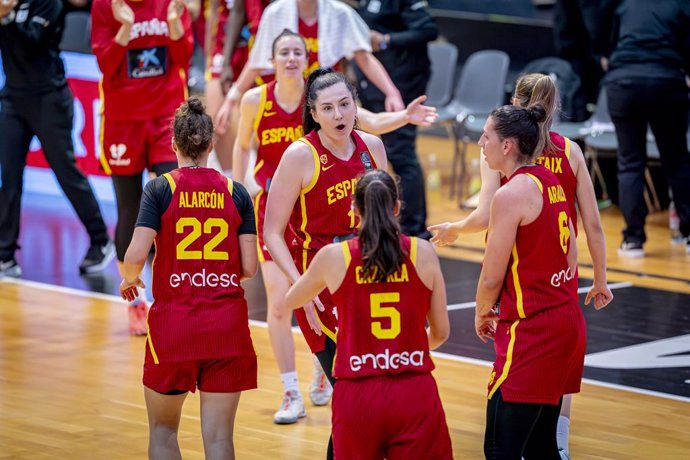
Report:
260,126,304,146
547,184,567,204
179,191,225,209
326,178,357,205
304,37,318,54
537,156,563,174
355,264,409,284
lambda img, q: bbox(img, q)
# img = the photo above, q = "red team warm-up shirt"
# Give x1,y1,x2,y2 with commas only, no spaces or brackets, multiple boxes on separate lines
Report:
330,236,436,380
145,168,255,364
289,129,378,353
91,0,194,122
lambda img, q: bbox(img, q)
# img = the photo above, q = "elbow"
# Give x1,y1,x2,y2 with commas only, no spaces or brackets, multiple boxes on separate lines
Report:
429,327,449,350
479,275,503,293
241,260,258,280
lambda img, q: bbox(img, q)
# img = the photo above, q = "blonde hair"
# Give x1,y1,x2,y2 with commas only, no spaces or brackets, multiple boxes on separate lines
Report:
513,73,560,155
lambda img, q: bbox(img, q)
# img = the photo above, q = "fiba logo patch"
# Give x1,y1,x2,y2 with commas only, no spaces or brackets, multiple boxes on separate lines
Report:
360,151,373,170
109,144,131,166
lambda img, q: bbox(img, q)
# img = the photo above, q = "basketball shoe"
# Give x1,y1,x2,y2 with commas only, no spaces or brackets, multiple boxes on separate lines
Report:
309,356,333,406
128,299,149,336
273,390,306,424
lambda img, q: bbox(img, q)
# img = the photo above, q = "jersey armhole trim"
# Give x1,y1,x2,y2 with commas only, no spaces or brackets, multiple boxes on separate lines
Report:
163,173,176,194
524,173,543,193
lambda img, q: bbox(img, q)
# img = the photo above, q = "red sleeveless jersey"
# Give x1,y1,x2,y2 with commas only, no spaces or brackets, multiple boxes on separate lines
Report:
331,236,435,379
498,164,578,321
290,129,378,266
298,18,341,76
536,132,578,234
254,81,304,189
147,168,254,363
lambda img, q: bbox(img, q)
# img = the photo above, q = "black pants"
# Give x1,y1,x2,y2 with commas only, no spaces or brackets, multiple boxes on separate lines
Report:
112,162,177,261
606,77,690,243
357,95,429,237
0,86,108,261
315,336,337,460
484,389,562,460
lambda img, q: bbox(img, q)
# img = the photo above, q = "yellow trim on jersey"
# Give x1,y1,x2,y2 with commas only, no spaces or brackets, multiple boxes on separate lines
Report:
320,320,338,343
254,189,266,263
226,176,234,195
564,136,571,160
163,173,176,194
147,238,160,364
340,241,351,269
97,80,112,175
409,237,418,266
253,159,265,177
510,244,526,319
254,84,268,132
487,319,521,400
524,173,543,193
180,68,188,100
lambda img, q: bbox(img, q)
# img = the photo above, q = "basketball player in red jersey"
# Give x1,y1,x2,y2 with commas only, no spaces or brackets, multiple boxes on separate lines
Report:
91,0,194,336
430,73,613,459
284,169,453,459
474,104,586,459
120,97,258,459
233,30,437,424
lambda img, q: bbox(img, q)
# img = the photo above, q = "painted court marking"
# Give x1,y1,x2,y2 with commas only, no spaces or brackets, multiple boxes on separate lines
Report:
2,277,687,403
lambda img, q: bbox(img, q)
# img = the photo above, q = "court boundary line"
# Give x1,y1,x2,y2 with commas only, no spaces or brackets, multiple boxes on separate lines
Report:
3,277,688,404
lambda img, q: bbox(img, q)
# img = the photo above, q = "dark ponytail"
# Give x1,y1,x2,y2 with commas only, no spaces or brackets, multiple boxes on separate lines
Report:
303,67,358,134
173,96,214,161
489,104,547,161
354,170,404,282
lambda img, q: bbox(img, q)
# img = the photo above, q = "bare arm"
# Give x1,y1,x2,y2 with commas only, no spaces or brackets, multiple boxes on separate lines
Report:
216,65,263,133
238,233,258,280
357,95,438,135
220,0,246,93
416,240,450,350
184,0,200,21
285,244,345,310
120,227,156,300
232,88,261,182
571,141,612,309
352,50,404,111
264,143,313,284
429,153,501,245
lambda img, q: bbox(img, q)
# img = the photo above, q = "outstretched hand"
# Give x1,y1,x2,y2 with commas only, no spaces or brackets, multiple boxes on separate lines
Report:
405,95,438,127
428,222,459,247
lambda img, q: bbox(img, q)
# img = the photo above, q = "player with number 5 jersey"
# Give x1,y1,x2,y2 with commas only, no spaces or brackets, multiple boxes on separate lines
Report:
119,98,257,459
286,170,452,459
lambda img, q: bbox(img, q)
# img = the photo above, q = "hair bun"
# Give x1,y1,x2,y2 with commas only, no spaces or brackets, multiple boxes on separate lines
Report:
186,97,206,115
527,104,547,124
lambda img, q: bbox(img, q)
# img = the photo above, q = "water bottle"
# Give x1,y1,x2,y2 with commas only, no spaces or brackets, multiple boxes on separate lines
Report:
669,201,684,244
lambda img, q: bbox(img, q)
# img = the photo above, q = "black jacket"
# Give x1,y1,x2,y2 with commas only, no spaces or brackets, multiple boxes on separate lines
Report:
594,0,690,81
0,0,66,95
356,0,438,98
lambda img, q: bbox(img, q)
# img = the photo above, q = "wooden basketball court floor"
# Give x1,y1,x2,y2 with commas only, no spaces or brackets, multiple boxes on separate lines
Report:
1,136,689,459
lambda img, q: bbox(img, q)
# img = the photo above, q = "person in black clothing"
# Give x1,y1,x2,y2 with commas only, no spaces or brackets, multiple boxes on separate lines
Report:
593,0,690,257
0,0,114,276
354,0,438,239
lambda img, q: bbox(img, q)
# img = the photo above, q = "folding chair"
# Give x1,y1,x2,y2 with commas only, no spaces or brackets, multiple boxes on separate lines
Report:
425,42,458,108
60,12,92,54
434,50,509,199
583,88,617,202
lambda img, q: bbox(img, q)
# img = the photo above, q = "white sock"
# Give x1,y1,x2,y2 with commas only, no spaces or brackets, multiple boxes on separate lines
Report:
557,415,570,453
280,371,299,393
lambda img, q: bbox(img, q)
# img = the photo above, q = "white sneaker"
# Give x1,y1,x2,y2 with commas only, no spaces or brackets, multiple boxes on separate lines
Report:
558,448,570,460
273,390,306,424
309,359,333,406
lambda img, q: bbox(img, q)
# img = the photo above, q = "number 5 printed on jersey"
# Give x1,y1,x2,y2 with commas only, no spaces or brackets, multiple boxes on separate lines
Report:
370,292,401,339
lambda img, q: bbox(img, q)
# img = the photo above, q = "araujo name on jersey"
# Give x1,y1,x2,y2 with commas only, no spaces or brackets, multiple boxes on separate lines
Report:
349,348,425,372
